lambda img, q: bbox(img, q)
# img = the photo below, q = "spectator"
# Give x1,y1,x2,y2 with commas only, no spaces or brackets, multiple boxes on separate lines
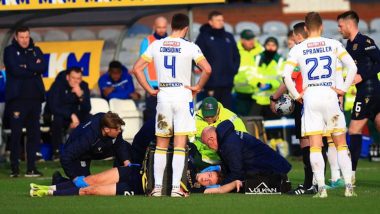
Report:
249,37,283,120
233,29,263,116
139,16,168,121
195,11,240,109
193,97,247,168
98,61,140,101
47,67,91,161
3,27,47,177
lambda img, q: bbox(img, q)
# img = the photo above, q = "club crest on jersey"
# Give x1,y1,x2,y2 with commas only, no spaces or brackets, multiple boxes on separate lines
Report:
365,97,370,104
366,39,371,44
353,44,358,51
13,111,20,119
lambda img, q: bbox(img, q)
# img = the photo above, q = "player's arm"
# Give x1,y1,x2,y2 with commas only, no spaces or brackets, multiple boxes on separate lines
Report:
186,45,212,96
204,180,242,194
131,51,158,96
336,45,357,95
282,60,300,101
361,37,380,81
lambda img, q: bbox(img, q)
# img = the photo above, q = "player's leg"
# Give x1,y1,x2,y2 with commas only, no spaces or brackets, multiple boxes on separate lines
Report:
80,184,117,196
309,134,327,198
326,136,344,188
348,118,367,182
375,112,380,131
170,100,195,197
84,167,120,186
152,102,173,196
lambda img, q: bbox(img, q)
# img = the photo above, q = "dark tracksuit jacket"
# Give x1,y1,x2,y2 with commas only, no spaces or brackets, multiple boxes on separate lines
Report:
216,120,292,184
60,113,132,179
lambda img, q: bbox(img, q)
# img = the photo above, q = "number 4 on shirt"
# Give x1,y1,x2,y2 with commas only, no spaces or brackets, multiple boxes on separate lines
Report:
164,56,176,78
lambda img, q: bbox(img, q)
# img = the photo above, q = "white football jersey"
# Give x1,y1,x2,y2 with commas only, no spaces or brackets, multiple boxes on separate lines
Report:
286,37,348,90
142,37,205,101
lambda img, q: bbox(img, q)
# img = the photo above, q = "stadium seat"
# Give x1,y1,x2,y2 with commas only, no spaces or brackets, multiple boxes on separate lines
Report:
127,24,152,37
101,50,115,71
30,31,42,42
98,29,122,50
370,18,380,32
90,98,110,115
191,22,201,41
322,19,339,36
358,19,369,34
118,51,138,67
224,22,234,34
262,21,288,35
121,37,141,52
71,29,96,41
235,21,261,36
289,20,303,30
44,30,69,41
369,32,380,47
109,98,143,142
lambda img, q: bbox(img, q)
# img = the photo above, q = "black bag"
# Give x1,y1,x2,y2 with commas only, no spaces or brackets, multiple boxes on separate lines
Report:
141,142,189,196
244,173,291,194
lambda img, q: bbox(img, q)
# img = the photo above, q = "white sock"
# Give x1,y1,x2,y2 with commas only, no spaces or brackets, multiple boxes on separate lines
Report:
51,185,57,191
172,147,186,190
310,147,326,189
337,145,352,185
352,171,356,178
154,147,167,188
327,143,341,182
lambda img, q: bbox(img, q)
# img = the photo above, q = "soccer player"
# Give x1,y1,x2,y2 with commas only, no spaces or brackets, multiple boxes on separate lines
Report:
132,13,212,197
30,164,242,197
282,12,357,198
337,11,380,184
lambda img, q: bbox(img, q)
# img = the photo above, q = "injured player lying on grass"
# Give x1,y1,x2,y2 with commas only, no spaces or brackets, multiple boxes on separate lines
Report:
30,164,242,197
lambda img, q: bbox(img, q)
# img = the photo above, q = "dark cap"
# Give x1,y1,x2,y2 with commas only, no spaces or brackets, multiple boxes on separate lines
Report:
240,29,255,40
264,36,279,46
201,97,219,117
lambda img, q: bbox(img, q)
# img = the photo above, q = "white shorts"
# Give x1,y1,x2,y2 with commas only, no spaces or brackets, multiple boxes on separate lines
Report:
155,94,195,137
301,87,346,137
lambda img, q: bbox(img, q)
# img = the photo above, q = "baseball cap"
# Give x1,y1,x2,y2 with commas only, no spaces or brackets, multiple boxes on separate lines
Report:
240,29,255,40
201,97,218,117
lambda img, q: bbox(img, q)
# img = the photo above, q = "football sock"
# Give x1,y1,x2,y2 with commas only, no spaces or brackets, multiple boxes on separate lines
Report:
310,147,326,189
327,143,341,182
56,181,76,190
172,147,186,189
52,188,79,196
337,145,352,185
154,146,167,188
349,134,362,171
302,146,313,189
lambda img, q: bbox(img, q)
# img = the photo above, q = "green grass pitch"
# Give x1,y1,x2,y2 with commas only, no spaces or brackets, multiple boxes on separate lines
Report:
0,159,379,213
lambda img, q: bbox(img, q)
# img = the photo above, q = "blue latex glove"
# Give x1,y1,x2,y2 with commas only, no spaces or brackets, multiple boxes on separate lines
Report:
259,83,272,91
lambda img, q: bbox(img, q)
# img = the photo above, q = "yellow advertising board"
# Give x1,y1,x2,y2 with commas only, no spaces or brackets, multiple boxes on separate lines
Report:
36,40,104,90
0,0,225,11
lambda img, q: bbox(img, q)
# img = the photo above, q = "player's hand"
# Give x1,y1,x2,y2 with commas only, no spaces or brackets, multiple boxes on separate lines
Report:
234,180,243,192
123,160,131,167
331,87,345,96
36,59,41,64
148,88,159,97
70,114,80,129
72,86,84,98
185,85,201,97
129,92,141,100
295,91,304,104
353,74,363,85
270,100,277,114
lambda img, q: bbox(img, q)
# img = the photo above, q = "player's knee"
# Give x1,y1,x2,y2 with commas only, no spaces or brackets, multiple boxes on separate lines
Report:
84,175,97,185
348,126,361,135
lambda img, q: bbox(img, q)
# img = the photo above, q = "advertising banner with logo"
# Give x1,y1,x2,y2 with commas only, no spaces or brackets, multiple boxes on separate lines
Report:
0,0,225,11
36,40,104,90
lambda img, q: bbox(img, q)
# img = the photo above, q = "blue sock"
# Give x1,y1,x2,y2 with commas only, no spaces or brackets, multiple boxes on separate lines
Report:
53,188,80,196
56,181,76,190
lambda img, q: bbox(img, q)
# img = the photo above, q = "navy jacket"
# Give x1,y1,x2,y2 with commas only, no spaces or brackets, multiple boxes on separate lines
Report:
3,39,47,102
216,120,291,184
47,70,91,120
60,113,132,178
346,32,380,96
195,24,240,88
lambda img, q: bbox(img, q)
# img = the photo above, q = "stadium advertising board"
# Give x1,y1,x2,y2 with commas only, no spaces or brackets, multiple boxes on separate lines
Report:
0,0,225,11
36,40,104,90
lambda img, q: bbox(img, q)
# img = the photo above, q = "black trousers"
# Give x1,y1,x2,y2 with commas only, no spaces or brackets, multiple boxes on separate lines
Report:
204,87,233,109
143,93,157,122
7,99,41,171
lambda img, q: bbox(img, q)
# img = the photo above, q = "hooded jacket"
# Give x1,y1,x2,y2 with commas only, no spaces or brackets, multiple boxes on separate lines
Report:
60,113,131,178
195,24,240,88
3,38,47,102
216,120,291,184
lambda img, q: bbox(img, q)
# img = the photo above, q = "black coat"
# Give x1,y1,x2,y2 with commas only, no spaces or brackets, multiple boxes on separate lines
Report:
3,38,47,102
195,24,240,88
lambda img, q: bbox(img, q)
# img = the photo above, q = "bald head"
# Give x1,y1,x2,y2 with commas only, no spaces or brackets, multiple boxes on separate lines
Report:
201,126,218,151
154,16,168,37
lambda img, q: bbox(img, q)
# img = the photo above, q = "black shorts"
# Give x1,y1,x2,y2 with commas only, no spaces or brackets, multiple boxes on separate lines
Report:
351,95,380,121
62,160,91,179
294,102,303,139
116,166,144,196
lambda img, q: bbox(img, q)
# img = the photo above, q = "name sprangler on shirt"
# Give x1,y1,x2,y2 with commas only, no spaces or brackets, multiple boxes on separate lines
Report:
303,46,332,55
